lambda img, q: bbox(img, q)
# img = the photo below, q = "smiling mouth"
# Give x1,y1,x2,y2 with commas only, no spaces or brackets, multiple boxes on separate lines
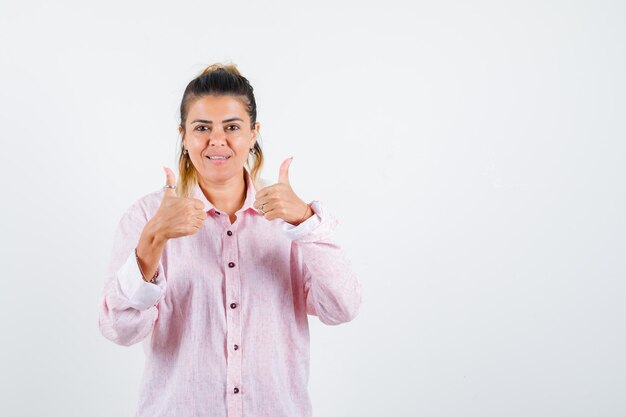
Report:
206,155,231,160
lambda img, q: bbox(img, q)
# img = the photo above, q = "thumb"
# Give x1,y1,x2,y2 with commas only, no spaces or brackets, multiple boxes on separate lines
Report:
278,157,293,184
162,166,177,197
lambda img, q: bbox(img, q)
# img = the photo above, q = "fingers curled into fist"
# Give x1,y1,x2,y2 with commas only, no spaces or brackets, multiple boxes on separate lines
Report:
150,167,208,241
253,157,313,226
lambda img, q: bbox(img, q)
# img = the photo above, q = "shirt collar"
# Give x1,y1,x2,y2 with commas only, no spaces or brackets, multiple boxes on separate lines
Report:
191,168,260,216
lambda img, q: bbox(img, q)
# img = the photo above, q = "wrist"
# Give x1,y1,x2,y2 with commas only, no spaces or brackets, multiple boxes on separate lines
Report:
135,247,159,283
293,202,314,226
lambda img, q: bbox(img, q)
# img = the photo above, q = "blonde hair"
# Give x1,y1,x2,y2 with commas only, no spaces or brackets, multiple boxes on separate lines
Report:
176,62,264,197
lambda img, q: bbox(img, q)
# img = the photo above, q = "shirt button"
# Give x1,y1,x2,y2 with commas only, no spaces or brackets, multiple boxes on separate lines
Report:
227,230,233,236
230,303,237,309
234,387,239,394
234,344,239,350
228,262,235,268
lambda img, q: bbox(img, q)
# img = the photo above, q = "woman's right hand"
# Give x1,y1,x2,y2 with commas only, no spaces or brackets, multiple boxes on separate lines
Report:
148,167,208,241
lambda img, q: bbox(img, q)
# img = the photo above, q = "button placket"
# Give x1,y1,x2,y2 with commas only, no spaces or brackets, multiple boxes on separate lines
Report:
224,223,243,415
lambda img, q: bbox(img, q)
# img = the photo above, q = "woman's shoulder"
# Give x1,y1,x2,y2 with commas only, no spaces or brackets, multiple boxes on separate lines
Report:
122,187,165,222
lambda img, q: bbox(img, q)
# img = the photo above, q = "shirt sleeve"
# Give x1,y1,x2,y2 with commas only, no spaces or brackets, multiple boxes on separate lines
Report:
285,200,362,325
98,202,167,347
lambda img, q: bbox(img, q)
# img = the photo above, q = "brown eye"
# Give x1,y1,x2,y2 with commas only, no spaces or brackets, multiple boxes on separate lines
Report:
227,125,240,131
196,126,209,132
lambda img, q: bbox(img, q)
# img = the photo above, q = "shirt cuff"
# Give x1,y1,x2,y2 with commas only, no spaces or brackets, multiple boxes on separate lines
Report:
282,201,329,241
116,249,166,310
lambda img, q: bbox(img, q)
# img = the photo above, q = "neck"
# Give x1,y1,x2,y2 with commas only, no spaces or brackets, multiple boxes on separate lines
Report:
198,170,248,215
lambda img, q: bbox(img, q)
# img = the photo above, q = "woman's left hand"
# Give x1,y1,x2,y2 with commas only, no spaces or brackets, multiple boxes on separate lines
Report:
253,157,314,226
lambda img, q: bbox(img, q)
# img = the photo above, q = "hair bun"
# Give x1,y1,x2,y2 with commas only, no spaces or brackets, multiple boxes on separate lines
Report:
199,62,241,77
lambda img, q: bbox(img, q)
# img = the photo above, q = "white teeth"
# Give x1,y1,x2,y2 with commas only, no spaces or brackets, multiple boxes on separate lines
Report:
208,156,229,160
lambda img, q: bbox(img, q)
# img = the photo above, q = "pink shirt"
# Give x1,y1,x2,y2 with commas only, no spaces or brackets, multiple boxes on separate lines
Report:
98,169,362,417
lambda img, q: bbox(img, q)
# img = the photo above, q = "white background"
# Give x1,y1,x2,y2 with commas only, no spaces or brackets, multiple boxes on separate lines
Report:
0,1,624,416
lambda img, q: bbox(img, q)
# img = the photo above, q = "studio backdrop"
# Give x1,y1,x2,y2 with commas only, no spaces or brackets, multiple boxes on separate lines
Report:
0,1,624,416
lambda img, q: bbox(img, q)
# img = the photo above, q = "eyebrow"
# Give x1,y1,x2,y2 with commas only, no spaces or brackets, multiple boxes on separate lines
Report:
190,118,244,124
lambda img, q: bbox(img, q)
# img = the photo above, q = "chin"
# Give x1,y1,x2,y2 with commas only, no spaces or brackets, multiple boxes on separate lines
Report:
199,166,241,183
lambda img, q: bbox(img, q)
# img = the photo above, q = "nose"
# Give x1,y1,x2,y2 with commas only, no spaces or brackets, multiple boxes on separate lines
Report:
208,129,227,146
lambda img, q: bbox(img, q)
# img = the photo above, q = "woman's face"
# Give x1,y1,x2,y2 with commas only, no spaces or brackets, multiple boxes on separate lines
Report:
181,95,259,184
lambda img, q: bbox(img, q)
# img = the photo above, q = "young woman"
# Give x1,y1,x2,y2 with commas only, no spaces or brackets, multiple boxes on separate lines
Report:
98,63,362,417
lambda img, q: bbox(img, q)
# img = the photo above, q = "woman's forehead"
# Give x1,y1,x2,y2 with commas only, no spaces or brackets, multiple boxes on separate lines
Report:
187,95,248,121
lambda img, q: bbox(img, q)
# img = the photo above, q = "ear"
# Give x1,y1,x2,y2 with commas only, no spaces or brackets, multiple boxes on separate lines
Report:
250,122,261,148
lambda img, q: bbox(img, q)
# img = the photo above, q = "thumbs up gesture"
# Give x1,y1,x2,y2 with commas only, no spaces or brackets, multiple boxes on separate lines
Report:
149,167,208,241
253,157,314,226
